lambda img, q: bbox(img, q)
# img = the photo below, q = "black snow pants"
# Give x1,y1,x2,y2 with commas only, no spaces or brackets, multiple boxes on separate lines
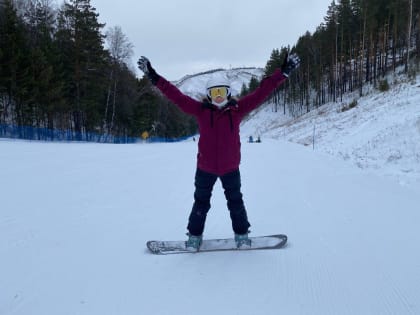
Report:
187,168,251,236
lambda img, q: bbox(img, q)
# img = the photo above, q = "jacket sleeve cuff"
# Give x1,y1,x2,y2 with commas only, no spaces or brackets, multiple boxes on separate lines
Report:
149,71,160,85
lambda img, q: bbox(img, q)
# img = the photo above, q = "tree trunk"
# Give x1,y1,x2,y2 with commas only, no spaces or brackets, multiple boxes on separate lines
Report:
406,0,413,73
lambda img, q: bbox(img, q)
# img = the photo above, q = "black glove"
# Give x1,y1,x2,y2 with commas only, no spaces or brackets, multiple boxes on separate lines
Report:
281,53,300,77
137,56,159,84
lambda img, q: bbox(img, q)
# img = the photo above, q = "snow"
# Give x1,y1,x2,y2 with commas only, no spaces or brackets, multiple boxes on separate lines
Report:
1,71,420,315
176,67,264,100
241,73,420,188
1,135,420,314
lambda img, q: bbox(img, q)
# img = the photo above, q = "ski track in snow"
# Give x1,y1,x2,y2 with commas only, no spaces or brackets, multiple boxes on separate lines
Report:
1,139,419,315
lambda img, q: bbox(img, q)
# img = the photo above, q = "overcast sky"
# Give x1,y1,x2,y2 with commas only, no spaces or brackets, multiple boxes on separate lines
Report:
89,0,332,81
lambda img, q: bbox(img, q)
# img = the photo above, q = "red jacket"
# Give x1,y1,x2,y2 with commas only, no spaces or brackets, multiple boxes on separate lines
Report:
156,69,287,176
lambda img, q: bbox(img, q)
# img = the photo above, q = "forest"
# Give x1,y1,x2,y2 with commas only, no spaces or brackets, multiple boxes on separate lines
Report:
0,0,196,141
0,0,419,141
262,0,420,116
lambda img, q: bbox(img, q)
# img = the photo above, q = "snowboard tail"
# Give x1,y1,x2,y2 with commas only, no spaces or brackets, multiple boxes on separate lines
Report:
147,234,287,255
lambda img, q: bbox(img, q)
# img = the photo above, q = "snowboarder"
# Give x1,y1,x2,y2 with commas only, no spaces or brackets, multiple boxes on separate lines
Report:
137,54,300,250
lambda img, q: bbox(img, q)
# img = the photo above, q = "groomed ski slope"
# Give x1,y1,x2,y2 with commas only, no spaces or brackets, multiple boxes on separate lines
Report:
1,139,419,315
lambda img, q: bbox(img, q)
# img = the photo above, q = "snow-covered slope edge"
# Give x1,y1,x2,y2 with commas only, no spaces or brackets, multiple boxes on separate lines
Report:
241,75,420,188
176,67,264,100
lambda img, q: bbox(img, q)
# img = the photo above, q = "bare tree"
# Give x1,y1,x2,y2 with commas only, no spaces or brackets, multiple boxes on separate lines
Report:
106,25,134,64
103,25,133,134
406,0,413,73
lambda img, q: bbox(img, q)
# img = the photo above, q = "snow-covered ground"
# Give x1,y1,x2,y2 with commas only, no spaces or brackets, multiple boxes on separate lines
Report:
1,137,420,315
241,73,420,188
1,68,420,315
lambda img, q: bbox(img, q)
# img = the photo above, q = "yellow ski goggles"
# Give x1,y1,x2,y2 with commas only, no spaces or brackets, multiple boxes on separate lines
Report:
207,86,230,100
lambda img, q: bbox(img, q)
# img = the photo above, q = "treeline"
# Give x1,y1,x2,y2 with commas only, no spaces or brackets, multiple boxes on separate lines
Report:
1,0,419,141
0,0,196,141
260,0,420,117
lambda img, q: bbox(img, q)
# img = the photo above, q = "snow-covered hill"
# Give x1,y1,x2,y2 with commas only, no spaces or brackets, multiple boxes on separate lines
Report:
241,73,420,188
175,67,264,100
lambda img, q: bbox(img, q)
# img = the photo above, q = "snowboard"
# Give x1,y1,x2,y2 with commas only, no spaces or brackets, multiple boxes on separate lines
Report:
146,234,287,255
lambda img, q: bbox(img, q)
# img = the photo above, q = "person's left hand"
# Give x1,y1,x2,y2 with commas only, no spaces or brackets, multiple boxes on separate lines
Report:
281,53,300,77
137,56,153,75
137,56,159,84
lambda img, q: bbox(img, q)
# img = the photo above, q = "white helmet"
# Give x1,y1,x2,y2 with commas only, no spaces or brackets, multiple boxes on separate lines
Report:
206,77,231,107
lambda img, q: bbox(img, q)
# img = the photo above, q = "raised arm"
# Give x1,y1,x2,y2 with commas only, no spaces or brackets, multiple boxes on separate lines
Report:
238,53,300,116
137,56,201,116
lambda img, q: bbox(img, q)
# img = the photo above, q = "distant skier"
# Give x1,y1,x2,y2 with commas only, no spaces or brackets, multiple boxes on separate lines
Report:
137,54,300,250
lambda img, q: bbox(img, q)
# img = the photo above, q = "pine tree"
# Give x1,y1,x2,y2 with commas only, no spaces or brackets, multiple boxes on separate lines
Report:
324,0,339,102
264,48,283,76
55,0,107,139
23,0,64,132
0,0,29,125
239,82,248,97
248,76,260,92
263,47,288,112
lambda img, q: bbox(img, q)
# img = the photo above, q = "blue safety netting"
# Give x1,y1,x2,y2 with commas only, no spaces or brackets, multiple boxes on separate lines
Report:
0,124,192,144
